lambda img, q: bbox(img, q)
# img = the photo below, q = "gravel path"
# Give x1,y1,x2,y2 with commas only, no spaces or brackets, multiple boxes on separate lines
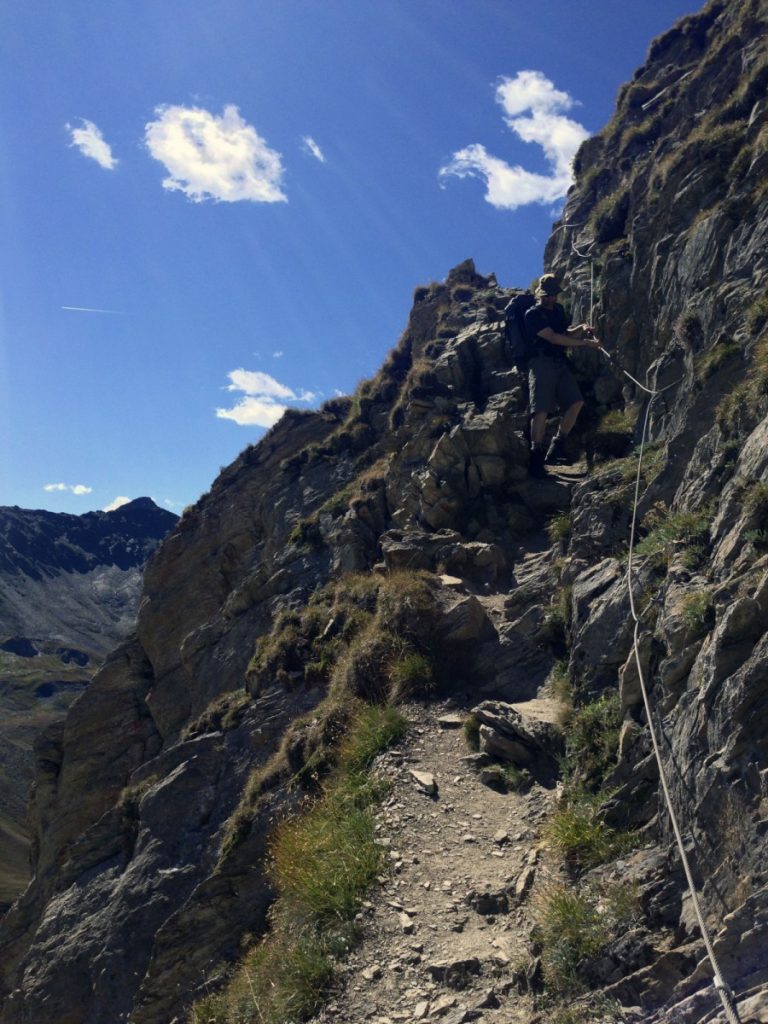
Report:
308,698,561,1024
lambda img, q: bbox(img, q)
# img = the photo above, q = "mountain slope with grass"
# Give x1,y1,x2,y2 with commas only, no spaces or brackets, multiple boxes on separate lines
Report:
0,497,177,910
1,1,768,1022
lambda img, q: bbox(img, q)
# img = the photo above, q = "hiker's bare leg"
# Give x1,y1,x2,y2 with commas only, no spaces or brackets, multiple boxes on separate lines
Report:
560,400,584,436
531,411,548,446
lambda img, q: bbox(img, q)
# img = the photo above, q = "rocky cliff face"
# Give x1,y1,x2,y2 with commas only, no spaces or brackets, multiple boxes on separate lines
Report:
1,2,767,1022
0,498,177,910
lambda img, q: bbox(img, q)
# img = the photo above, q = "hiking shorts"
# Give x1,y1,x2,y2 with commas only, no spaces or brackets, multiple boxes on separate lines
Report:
528,355,583,415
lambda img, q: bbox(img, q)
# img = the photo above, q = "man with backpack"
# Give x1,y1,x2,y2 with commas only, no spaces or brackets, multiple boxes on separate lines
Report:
521,273,602,478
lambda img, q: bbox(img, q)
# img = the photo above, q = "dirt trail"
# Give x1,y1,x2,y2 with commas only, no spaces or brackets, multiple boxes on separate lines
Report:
308,698,561,1024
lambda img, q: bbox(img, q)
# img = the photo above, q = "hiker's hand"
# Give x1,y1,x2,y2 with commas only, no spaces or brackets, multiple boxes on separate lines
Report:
584,336,602,350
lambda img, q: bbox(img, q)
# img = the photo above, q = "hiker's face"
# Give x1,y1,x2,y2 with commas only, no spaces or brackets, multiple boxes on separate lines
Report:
542,294,558,308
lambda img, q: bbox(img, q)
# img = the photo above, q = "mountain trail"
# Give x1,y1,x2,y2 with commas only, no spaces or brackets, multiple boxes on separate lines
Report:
308,697,562,1024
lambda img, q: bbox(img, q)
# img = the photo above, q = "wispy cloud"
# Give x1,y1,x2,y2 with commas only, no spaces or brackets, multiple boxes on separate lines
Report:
103,496,132,512
439,70,589,211
216,369,316,427
272,350,284,359
302,136,326,163
144,104,286,203
66,119,118,170
44,482,93,495
62,306,127,315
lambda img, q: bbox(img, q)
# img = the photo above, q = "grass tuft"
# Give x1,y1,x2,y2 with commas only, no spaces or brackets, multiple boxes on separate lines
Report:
270,779,382,927
681,591,714,635
388,651,434,702
535,880,641,998
547,513,572,545
634,502,712,570
546,692,636,871
550,659,572,704
563,693,622,792
544,795,627,871
192,703,407,1024
463,713,481,751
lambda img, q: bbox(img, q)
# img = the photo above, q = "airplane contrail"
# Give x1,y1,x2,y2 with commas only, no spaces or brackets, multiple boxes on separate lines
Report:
62,306,128,315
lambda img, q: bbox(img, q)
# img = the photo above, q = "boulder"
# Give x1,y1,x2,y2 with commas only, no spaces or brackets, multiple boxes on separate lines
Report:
472,700,563,780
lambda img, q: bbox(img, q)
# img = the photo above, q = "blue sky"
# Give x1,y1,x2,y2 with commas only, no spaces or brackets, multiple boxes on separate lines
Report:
0,0,700,514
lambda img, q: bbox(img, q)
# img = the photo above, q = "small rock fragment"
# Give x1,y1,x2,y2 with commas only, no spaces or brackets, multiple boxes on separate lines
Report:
399,911,415,934
427,957,482,990
474,988,501,1009
438,574,465,590
410,769,438,796
438,713,465,729
431,993,458,1013
514,865,536,903
442,1011,471,1024
466,887,509,915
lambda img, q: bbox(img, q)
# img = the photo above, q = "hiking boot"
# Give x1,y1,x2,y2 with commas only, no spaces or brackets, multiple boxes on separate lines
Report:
545,434,572,466
529,447,547,478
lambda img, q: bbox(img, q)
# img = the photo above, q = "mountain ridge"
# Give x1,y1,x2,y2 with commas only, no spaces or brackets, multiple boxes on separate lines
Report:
0,497,178,910
1,1,767,1021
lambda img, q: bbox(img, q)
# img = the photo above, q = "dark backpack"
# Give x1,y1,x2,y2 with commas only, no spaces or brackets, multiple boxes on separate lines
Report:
503,292,537,370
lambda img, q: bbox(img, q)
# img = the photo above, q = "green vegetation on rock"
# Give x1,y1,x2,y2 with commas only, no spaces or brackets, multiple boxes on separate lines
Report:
192,703,406,1024
535,880,641,998
634,502,713,570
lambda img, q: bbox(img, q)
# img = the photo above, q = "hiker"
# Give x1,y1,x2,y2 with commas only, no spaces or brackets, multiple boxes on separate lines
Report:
524,274,602,477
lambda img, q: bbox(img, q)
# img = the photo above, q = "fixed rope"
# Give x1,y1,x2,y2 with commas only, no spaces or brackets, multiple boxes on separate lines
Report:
625,377,741,1024
571,239,597,327
566,230,740,1019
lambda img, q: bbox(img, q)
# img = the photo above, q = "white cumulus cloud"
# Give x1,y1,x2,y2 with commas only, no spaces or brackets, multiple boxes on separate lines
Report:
217,397,288,428
44,482,93,495
66,119,118,170
144,104,287,203
302,136,326,163
225,369,295,400
439,70,589,211
103,496,132,512
217,369,316,427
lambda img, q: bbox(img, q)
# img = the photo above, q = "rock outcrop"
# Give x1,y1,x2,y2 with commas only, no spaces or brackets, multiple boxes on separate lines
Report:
1,1,768,1022
0,498,177,909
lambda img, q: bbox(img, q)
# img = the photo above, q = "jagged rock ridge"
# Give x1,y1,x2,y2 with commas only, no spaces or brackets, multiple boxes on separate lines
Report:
0,498,177,910
0,1,767,1022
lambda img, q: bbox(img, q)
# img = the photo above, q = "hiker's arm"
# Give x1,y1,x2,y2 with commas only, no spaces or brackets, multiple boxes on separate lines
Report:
537,326,601,349
566,323,590,339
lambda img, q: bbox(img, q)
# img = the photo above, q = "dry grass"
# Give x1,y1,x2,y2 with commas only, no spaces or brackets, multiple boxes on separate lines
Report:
193,703,407,1024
